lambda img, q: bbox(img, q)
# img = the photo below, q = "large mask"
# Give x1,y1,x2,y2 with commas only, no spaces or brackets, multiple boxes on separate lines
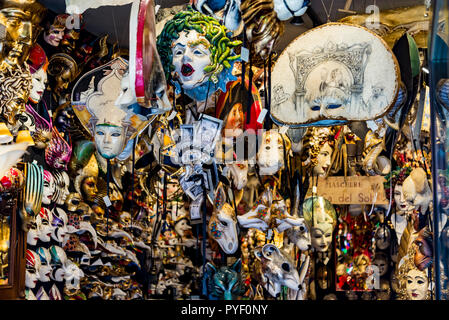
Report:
25,249,41,288
397,247,431,300
26,43,48,104
72,58,149,160
207,184,239,254
36,247,52,282
204,259,243,300
303,196,337,253
157,7,241,102
0,0,45,69
257,130,291,176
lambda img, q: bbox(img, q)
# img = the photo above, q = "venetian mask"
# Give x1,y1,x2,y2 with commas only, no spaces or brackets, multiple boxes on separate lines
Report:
25,249,41,288
174,218,191,238
26,219,39,246
48,53,78,100
394,184,414,215
0,67,30,126
405,269,429,300
285,222,312,251
65,192,81,212
63,261,84,291
205,259,243,300
257,130,291,176
0,0,45,68
208,184,239,254
81,176,98,203
49,245,67,282
313,142,333,177
303,197,337,253
45,127,72,170
50,207,68,243
35,208,53,242
27,43,48,103
36,247,52,282
372,252,388,277
51,170,70,205
42,170,55,205
402,167,432,213
43,14,66,47
228,161,248,190
157,7,241,102
254,244,301,297
94,124,127,160
374,225,391,250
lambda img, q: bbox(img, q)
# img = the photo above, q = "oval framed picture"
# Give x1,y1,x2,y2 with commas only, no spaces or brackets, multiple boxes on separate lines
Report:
270,23,400,127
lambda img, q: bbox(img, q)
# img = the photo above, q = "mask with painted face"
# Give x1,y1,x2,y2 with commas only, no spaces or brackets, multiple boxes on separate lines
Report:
208,183,239,254
257,130,291,176
157,7,241,102
51,170,70,205
42,170,55,205
49,245,67,282
26,249,41,288
301,127,336,177
303,196,337,253
36,247,52,282
43,14,67,47
36,207,53,243
26,219,39,246
205,259,243,300
27,44,48,104
50,207,68,243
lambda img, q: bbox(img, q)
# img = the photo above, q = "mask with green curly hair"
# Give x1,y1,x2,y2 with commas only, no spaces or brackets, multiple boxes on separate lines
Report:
156,6,242,102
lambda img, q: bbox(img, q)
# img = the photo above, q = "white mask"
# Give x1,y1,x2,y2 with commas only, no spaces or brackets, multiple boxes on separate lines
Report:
94,124,127,160
394,185,414,215
310,223,333,252
42,172,55,205
36,247,52,282
257,130,290,176
115,71,137,109
36,209,54,243
26,250,41,289
171,30,212,90
406,269,428,300
29,68,47,103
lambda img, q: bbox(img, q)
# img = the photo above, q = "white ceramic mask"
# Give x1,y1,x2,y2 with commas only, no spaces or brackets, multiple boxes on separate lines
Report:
29,67,47,103
94,124,127,160
171,30,212,90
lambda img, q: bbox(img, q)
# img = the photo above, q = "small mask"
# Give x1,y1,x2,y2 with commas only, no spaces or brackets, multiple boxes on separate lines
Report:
205,259,243,300
257,130,291,176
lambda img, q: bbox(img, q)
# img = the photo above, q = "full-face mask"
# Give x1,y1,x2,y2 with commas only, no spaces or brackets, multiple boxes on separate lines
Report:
302,196,337,253
36,247,52,282
26,249,41,289
157,7,241,102
402,167,432,213
254,244,302,297
372,252,389,277
36,207,54,243
375,224,391,250
205,259,243,300
51,170,70,205
27,43,48,104
207,184,239,254
50,207,68,243
49,245,67,282
26,219,39,246
257,130,291,176
42,170,55,206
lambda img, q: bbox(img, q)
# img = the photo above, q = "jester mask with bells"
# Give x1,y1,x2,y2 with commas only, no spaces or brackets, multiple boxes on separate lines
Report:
257,130,292,176
157,6,241,102
71,58,150,160
208,183,239,254
254,244,305,297
237,185,306,233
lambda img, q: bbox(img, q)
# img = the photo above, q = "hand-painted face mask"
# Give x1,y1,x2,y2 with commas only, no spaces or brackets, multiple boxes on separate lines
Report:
27,44,48,104
49,245,67,282
205,259,243,300
64,192,82,212
257,130,291,176
157,7,241,102
51,170,70,205
26,219,39,246
26,249,41,288
372,252,389,277
42,170,55,205
405,268,429,300
45,127,72,170
254,244,301,297
43,15,67,47
50,207,68,243
36,247,52,282
302,197,337,253
394,184,414,215
36,208,54,242
313,142,333,177
208,184,239,254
